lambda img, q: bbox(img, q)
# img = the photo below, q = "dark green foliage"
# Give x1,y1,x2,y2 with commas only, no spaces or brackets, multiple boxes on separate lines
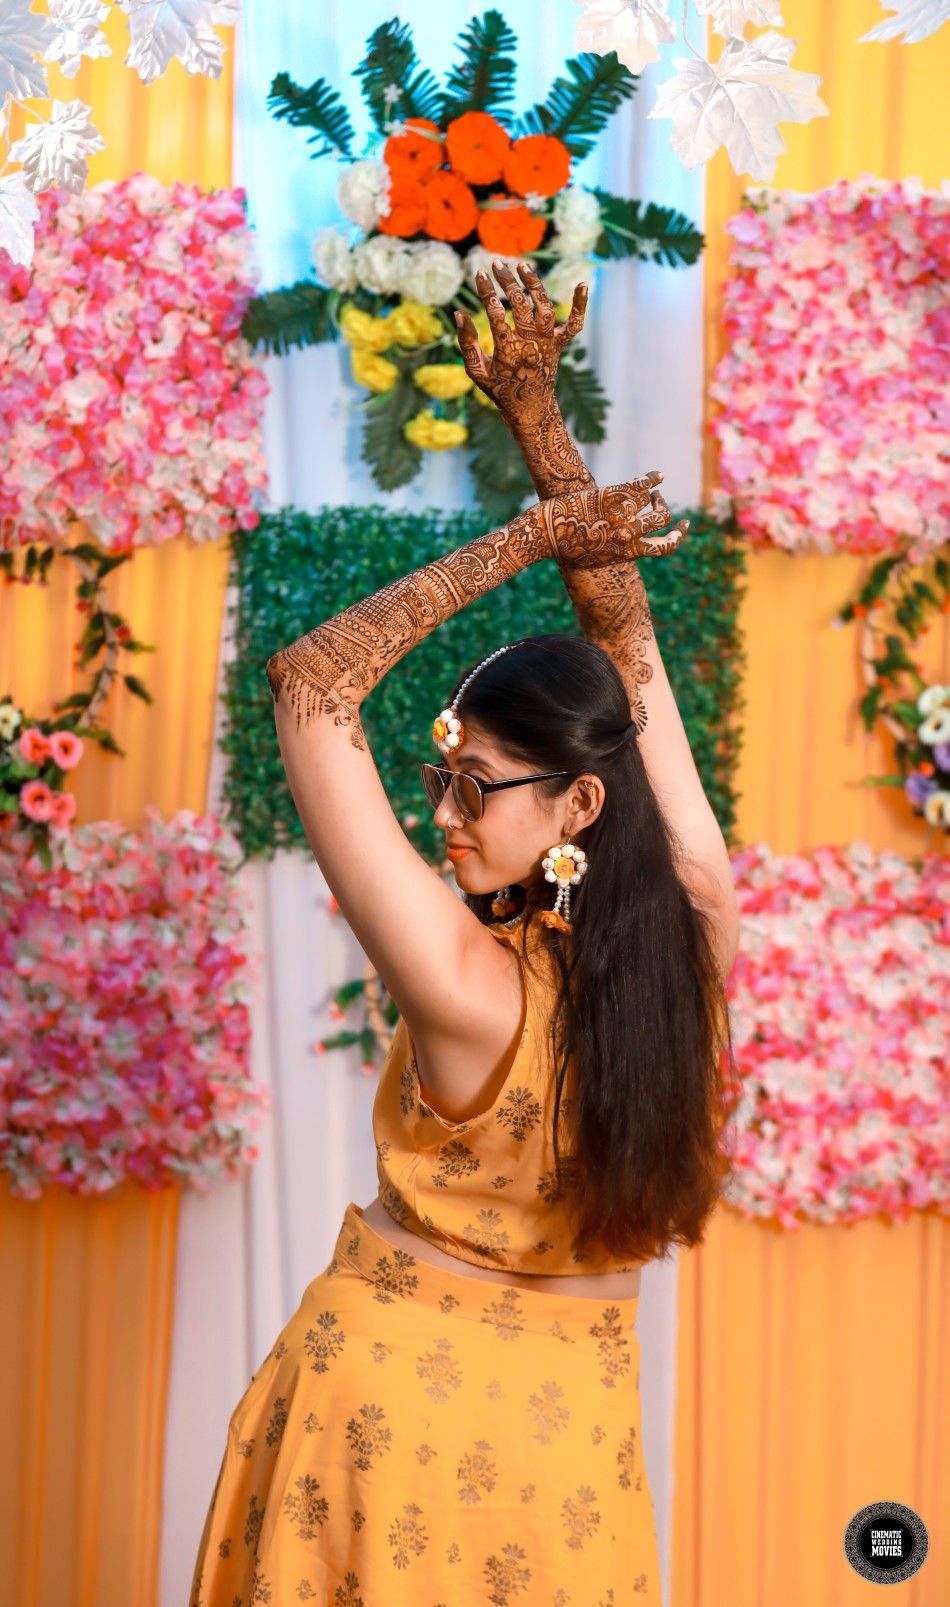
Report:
361,371,424,489
221,504,745,863
465,404,535,525
592,189,705,266
267,72,355,158
355,18,443,131
440,9,519,122
241,281,335,355
555,352,608,443
517,52,637,160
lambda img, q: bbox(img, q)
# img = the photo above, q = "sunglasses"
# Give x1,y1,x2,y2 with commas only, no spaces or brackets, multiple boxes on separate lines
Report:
420,761,571,822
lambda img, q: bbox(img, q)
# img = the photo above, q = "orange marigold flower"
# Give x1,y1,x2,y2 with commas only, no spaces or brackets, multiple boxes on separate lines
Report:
425,171,478,242
384,117,445,181
445,111,511,185
477,199,547,257
503,133,571,198
378,181,427,238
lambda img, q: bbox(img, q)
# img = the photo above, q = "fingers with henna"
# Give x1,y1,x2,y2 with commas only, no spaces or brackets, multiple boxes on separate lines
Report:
516,260,555,335
473,268,511,345
490,258,535,332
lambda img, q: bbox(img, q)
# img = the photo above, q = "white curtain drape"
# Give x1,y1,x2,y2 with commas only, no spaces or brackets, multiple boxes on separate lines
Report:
161,5,707,1601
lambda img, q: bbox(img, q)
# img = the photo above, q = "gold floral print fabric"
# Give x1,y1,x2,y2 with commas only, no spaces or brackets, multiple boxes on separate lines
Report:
188,1200,661,1604
373,910,644,1276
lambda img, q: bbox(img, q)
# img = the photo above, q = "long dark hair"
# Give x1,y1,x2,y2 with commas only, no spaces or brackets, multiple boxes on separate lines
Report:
453,633,737,1266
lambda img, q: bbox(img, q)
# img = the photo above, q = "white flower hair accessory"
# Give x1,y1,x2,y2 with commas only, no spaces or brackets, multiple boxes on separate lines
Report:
432,644,515,757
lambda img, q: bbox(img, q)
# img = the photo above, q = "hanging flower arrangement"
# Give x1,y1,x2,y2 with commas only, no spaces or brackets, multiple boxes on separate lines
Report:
242,11,704,522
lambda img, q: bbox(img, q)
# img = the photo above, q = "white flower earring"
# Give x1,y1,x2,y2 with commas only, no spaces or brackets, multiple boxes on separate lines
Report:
539,841,587,932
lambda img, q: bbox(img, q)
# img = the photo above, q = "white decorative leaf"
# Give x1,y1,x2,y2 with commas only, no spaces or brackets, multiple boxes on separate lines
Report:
118,0,240,85
0,0,53,100
45,0,111,78
647,30,828,180
857,0,950,44
694,0,785,39
9,98,105,192
573,0,677,74
0,170,39,265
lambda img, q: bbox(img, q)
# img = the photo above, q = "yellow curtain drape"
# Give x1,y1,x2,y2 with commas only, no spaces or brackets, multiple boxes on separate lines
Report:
674,5,950,1605
0,13,234,1604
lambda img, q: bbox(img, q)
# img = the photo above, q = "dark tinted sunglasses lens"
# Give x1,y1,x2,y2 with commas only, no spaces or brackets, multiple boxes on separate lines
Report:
455,774,483,820
422,766,447,808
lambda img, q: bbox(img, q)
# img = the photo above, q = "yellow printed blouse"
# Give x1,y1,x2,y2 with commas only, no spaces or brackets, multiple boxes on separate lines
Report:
372,908,643,1276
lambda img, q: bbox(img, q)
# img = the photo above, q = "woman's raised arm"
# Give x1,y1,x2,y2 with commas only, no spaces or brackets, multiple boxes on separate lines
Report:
265,481,677,1034
456,261,737,979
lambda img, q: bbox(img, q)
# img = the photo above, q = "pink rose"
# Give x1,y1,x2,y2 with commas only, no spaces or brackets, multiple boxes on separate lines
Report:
20,780,56,821
20,727,52,764
49,730,84,769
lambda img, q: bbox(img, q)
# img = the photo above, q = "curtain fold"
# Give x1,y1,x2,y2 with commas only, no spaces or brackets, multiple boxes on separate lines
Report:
0,16,234,1604
673,6,950,1604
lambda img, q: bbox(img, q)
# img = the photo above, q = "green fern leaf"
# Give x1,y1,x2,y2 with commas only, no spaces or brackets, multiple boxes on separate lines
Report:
592,189,704,266
465,405,535,526
555,352,608,444
355,19,442,132
441,9,519,122
361,372,424,491
517,53,637,160
241,282,335,356
267,72,355,158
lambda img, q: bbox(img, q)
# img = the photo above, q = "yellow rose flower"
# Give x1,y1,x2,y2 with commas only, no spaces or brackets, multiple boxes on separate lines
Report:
351,348,398,393
339,302,393,353
404,409,469,451
414,363,473,400
387,299,442,347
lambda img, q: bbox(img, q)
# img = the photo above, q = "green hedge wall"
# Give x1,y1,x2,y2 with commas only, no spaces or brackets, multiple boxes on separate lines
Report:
221,504,747,864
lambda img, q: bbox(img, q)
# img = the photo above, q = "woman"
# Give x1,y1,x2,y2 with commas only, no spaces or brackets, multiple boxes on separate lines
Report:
189,263,738,1604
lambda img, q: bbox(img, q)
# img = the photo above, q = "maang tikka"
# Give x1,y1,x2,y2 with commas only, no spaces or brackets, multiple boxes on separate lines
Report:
432,643,515,758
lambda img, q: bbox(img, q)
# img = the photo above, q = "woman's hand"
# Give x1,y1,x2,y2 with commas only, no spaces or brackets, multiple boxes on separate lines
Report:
545,473,690,569
454,258,587,422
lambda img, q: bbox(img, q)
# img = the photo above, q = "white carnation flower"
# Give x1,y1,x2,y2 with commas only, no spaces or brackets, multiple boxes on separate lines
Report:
353,235,407,295
551,186,602,254
312,228,358,292
544,254,595,306
397,241,465,306
336,159,392,231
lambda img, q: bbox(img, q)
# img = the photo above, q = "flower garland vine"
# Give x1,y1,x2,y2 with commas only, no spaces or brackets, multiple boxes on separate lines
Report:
242,10,704,522
833,546,950,835
0,536,154,866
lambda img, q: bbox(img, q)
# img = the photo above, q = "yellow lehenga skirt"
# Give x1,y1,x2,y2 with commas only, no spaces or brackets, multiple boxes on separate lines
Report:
188,1201,661,1605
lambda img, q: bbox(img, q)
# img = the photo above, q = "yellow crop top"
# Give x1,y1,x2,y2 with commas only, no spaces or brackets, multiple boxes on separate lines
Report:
372,908,643,1276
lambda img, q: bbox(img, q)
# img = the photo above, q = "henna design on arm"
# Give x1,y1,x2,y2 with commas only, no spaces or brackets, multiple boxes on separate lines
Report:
265,481,679,747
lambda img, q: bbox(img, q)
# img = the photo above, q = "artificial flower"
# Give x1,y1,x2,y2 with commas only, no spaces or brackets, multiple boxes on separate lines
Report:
383,117,445,181
312,227,358,292
919,707,950,745
19,727,51,764
386,299,442,347
0,702,23,742
351,348,398,393
922,789,950,826
503,133,571,198
551,184,602,253
376,180,427,238
414,363,473,400
404,409,469,450
48,730,84,769
336,157,391,231
338,303,394,353
425,171,478,242
396,239,465,306
477,198,547,256
544,254,594,305
20,780,56,821
48,790,77,828
445,110,511,185
352,234,407,295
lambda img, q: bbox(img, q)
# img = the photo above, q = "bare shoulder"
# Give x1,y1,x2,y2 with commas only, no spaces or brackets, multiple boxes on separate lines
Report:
402,922,529,1125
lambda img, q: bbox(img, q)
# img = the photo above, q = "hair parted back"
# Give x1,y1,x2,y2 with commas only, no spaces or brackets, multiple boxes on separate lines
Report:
452,632,737,1266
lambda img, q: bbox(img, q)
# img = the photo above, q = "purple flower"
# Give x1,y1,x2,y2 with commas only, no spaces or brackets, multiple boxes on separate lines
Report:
931,741,950,773
904,771,938,807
